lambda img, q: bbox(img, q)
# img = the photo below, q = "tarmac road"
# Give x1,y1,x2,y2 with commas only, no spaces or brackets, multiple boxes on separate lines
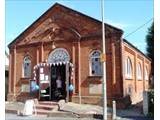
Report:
5,113,154,120
5,113,100,120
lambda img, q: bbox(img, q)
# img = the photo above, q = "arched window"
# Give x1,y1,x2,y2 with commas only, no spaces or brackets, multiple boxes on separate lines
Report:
137,63,142,80
48,48,70,64
23,56,31,78
125,57,132,78
145,66,148,80
90,50,102,76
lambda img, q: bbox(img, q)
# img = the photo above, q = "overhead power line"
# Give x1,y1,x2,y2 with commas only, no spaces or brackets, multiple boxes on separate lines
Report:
124,18,153,39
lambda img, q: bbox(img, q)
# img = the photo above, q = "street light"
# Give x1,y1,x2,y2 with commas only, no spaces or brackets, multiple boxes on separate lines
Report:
101,0,107,119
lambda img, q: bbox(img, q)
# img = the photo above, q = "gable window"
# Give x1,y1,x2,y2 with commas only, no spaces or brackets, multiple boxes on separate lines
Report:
137,63,142,80
89,50,102,76
145,66,149,80
125,57,133,79
23,56,31,78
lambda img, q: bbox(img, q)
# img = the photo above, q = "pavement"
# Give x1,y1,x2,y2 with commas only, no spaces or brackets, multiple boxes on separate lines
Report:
5,101,154,120
5,101,24,114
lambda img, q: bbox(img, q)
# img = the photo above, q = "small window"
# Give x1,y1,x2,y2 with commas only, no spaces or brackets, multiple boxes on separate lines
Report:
23,56,31,78
145,66,148,80
125,57,133,79
137,63,142,80
90,50,102,76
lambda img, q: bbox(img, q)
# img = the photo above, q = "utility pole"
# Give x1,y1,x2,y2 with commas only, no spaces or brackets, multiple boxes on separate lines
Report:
101,0,107,119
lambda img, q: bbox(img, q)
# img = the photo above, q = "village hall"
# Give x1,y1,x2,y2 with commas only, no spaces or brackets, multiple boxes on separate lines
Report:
7,3,151,107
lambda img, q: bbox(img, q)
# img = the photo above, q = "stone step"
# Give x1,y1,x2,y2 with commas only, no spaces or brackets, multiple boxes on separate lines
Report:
34,101,59,115
38,101,58,106
33,108,53,115
35,104,56,110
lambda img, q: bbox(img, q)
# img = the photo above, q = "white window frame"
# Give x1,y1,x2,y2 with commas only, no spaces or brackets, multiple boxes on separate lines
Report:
125,57,133,79
89,50,102,76
22,56,31,78
137,63,142,80
145,66,149,80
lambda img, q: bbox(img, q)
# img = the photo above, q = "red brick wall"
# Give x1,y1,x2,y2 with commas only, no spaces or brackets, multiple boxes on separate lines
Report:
123,42,151,104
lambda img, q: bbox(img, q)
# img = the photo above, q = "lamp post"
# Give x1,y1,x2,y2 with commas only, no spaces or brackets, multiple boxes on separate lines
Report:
101,0,107,119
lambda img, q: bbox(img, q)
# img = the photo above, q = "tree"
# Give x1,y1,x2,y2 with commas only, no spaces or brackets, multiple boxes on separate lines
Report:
146,22,154,88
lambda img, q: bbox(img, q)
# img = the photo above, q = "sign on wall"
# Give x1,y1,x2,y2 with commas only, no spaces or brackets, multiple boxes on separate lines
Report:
21,84,30,92
89,84,102,94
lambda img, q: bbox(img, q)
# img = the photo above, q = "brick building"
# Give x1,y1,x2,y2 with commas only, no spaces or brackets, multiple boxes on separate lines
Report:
7,3,151,107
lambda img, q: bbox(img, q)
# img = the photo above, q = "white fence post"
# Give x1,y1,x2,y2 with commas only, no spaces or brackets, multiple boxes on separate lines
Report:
112,100,116,120
143,91,148,116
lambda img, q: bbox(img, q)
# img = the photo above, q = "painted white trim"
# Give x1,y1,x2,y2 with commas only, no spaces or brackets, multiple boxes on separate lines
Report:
144,66,149,80
137,63,143,80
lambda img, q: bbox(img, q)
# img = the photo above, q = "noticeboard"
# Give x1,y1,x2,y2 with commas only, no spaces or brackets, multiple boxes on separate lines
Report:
30,80,37,92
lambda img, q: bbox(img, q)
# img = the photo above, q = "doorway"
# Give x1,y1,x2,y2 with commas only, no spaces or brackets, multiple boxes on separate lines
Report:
51,64,66,100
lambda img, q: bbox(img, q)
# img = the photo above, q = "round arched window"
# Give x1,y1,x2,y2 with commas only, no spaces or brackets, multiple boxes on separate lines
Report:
89,50,102,76
125,57,133,79
48,48,70,64
23,56,31,78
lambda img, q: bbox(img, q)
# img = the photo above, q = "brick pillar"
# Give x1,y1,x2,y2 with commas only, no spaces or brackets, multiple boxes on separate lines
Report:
36,47,39,64
121,41,125,97
134,53,137,92
112,43,116,85
8,52,12,94
72,42,76,94
40,43,44,62
7,50,14,101
78,41,81,104
13,47,16,96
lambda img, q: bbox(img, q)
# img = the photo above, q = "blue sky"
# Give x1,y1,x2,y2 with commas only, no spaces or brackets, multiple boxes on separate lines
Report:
5,0,153,53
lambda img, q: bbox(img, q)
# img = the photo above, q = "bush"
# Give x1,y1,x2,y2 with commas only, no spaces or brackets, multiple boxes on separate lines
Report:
148,90,154,117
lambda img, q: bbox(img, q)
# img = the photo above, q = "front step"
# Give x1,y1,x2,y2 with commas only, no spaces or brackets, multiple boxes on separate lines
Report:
35,104,55,110
34,108,53,115
34,101,59,116
38,101,58,106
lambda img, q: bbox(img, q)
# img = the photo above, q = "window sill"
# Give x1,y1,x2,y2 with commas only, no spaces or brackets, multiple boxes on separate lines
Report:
21,77,31,79
88,75,102,78
125,76,133,80
87,76,102,84
20,78,31,84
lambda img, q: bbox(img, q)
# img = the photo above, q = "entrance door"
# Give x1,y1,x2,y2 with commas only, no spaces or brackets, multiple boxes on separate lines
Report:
39,65,51,101
51,64,66,100
47,48,71,101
